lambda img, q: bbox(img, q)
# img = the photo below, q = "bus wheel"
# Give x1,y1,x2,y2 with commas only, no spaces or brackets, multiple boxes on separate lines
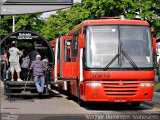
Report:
78,99,86,107
67,92,73,100
67,81,72,100
76,78,85,107
131,102,140,107
77,91,86,107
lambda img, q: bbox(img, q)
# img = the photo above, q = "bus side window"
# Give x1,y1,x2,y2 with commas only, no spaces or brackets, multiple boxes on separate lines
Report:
52,47,55,66
58,40,60,60
71,36,78,60
64,39,72,62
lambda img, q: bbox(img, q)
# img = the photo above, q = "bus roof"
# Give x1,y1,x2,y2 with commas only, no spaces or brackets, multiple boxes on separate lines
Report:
68,19,150,35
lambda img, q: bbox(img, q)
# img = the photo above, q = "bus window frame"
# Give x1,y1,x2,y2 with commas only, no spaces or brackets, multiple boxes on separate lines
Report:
64,39,72,62
71,34,79,58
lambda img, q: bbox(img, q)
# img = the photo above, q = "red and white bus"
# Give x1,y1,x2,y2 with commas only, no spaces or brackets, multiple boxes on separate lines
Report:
50,18,156,106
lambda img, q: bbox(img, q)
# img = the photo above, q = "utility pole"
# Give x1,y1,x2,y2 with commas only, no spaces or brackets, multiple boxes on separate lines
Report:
0,15,1,41
12,15,15,32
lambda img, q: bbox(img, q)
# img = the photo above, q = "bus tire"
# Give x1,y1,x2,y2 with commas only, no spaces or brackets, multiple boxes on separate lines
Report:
78,99,86,107
131,102,140,107
67,81,72,100
67,93,73,100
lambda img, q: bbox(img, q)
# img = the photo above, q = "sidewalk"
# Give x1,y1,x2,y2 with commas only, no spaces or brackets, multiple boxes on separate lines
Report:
0,80,4,99
154,74,160,92
154,74,159,82
143,75,160,108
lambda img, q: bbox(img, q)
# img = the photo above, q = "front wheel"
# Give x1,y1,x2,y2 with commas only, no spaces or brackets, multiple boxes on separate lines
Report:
75,78,86,107
131,102,141,107
78,99,86,107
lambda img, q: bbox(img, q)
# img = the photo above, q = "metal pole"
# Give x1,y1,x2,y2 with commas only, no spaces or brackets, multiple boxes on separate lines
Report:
0,15,1,41
12,15,15,32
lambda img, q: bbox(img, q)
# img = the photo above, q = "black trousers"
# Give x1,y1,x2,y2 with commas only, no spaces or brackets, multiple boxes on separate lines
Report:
21,68,28,81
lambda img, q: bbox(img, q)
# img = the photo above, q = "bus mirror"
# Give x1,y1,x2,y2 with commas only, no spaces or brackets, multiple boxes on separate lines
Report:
151,28,156,52
79,28,85,48
153,37,156,52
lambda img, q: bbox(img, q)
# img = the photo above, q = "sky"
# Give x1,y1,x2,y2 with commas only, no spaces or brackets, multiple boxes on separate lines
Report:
74,0,81,2
41,0,82,19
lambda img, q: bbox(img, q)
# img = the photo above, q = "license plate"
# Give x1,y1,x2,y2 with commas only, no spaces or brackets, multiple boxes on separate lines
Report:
114,99,126,102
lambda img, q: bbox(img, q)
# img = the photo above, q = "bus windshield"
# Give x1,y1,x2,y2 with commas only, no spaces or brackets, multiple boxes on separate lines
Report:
85,25,153,69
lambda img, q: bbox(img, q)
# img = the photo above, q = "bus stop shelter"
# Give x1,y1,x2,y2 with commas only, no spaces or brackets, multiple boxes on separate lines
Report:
0,0,73,15
0,30,54,97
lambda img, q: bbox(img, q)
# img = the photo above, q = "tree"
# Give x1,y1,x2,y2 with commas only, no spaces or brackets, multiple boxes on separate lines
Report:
81,0,160,36
40,3,90,41
0,16,13,39
41,0,159,40
1,0,159,40
15,14,44,33
0,13,44,40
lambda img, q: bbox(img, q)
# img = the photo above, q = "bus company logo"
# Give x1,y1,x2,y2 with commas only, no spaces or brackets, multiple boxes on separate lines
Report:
92,72,110,78
119,81,123,86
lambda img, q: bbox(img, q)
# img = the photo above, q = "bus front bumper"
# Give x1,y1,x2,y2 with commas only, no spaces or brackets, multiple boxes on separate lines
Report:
81,82,154,102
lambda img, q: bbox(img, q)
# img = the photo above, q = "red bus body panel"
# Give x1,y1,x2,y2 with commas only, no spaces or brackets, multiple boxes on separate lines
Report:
84,71,154,80
80,71,154,102
51,19,154,103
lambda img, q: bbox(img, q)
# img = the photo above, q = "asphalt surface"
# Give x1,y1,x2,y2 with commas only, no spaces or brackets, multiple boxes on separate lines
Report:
0,80,160,120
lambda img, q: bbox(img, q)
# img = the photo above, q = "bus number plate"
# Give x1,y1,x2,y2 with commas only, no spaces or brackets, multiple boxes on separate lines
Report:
114,99,126,102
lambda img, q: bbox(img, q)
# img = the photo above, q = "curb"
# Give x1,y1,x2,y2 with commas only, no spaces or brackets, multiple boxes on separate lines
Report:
154,91,160,97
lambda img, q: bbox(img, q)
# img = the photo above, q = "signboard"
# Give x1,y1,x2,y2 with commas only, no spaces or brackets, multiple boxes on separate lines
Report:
6,32,47,49
10,32,39,40
5,31,41,41
0,0,73,15
0,31,50,50
4,0,73,4
0,30,54,69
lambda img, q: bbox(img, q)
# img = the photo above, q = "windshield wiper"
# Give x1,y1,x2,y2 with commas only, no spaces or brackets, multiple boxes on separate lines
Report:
122,49,138,70
104,53,120,70
103,49,138,70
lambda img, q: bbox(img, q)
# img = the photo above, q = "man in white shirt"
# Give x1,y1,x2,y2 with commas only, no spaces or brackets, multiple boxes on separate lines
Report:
9,41,23,81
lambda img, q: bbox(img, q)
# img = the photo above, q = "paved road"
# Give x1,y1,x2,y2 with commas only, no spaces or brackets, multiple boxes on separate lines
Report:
1,81,160,120
1,94,160,120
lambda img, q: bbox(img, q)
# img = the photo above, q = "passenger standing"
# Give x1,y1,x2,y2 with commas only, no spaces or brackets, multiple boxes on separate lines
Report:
21,50,30,81
0,48,8,80
9,41,23,81
42,58,51,89
5,52,10,80
42,58,49,68
29,48,39,62
30,55,45,95
1,49,8,66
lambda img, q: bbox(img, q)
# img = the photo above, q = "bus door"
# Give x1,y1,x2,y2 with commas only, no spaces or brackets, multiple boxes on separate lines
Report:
60,36,74,79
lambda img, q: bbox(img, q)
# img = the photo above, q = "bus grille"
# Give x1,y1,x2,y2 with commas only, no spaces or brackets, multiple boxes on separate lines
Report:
102,81,140,96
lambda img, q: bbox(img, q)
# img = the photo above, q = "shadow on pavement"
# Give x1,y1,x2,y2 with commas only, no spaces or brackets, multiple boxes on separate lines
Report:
82,102,153,111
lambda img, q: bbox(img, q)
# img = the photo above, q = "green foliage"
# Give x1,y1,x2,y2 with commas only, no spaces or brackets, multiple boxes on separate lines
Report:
15,14,45,33
0,13,44,39
0,16,13,38
41,0,160,40
16,41,33,51
40,3,90,41
1,0,160,41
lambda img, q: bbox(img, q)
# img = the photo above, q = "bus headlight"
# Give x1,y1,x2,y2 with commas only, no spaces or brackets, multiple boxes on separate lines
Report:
86,82,101,87
140,83,153,87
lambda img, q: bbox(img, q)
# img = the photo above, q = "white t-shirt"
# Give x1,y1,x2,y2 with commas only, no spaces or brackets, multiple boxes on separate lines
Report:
9,47,22,63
